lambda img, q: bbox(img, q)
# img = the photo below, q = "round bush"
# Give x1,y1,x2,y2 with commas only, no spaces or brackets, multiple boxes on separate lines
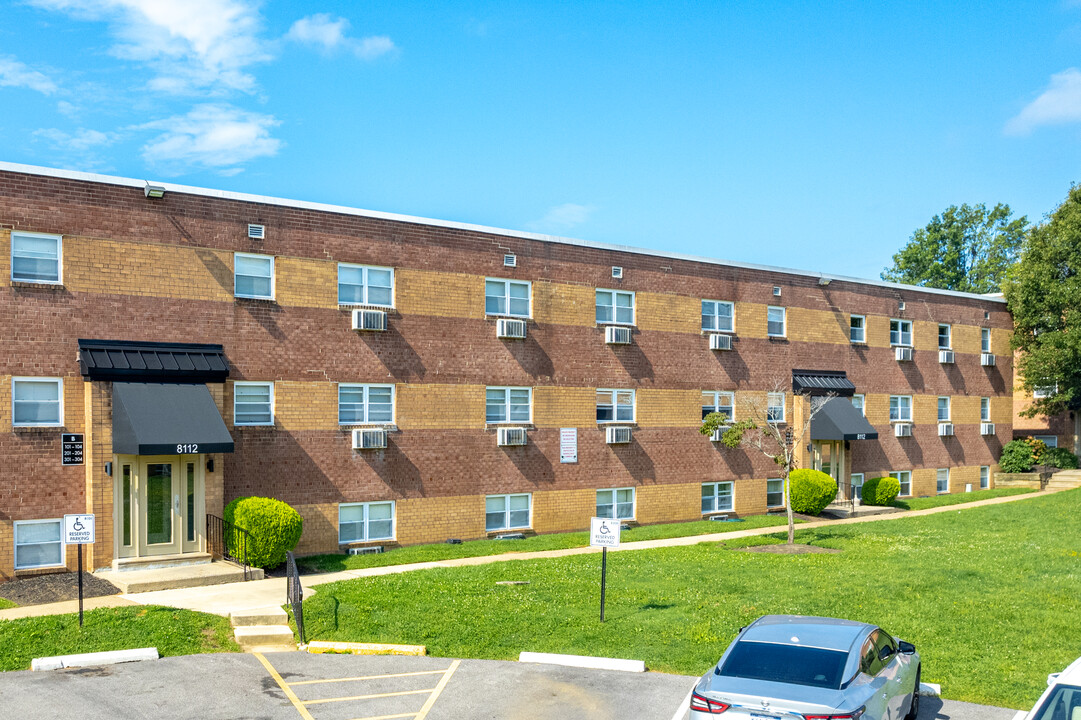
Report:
861,476,900,506
224,496,303,569
1000,439,1036,473
1043,447,1079,469
788,469,838,515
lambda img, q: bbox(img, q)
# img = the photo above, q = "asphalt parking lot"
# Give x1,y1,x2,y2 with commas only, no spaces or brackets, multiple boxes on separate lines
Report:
0,652,1021,720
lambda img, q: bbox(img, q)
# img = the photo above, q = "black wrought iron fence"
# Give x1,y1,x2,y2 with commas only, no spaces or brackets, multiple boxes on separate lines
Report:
286,551,305,645
206,514,254,581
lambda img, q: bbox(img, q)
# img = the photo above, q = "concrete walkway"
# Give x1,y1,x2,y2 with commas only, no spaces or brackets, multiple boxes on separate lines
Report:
0,486,1068,621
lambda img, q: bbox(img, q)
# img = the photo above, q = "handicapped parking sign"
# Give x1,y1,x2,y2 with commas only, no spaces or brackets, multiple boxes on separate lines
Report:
64,514,95,545
590,517,621,548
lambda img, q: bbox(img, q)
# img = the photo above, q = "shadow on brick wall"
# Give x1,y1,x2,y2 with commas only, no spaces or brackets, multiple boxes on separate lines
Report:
500,333,555,380
354,319,427,382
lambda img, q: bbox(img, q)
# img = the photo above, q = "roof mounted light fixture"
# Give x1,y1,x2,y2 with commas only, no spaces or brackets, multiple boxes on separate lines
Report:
818,277,831,286
144,183,166,199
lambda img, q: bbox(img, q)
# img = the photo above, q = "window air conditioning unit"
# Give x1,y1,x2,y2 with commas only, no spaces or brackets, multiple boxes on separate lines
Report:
606,426,632,444
938,423,954,437
939,350,955,364
347,546,383,555
709,333,732,351
981,353,996,366
981,422,996,435
497,318,527,339
352,428,387,450
710,427,730,442
605,326,631,345
895,346,913,362
894,423,912,438
352,309,388,332
247,224,265,240
497,427,528,446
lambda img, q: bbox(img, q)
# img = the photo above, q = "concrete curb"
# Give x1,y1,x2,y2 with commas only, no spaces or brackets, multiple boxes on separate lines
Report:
31,647,159,671
920,681,942,696
306,640,426,656
519,651,646,673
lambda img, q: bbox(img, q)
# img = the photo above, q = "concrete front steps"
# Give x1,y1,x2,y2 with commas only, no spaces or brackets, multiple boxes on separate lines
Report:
231,606,296,653
99,555,264,594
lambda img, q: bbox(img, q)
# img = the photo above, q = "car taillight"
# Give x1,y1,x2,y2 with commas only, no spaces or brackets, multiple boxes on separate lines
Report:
803,707,865,719
689,691,730,714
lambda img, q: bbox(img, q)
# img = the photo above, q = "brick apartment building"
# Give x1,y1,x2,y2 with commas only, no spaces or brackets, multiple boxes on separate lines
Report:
0,161,1013,579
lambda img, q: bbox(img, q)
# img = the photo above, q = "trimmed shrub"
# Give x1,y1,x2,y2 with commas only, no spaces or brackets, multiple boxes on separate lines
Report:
788,469,838,515
1043,447,1079,469
224,496,303,569
1000,439,1037,473
862,476,901,506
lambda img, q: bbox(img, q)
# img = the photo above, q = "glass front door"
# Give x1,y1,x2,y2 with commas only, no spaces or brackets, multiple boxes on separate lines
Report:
114,455,204,558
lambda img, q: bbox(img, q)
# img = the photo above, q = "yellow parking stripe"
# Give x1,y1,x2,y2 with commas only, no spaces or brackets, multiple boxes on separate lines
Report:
290,670,447,686
347,714,417,720
302,688,435,705
414,659,460,720
254,653,317,720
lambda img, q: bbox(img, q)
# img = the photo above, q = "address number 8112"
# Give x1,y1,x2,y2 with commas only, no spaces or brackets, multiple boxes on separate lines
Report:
176,444,199,453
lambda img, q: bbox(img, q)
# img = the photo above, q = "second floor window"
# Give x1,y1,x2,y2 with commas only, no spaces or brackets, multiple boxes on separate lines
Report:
767,306,786,337
701,300,734,332
981,397,991,422
596,389,634,422
339,264,393,306
486,387,531,423
485,279,530,317
938,324,951,349
981,328,991,353
889,395,912,422
702,391,734,422
850,315,865,343
235,253,274,299
596,289,634,325
11,232,61,284
234,382,273,425
851,394,865,415
938,396,951,422
339,384,394,424
890,319,912,346
767,392,785,423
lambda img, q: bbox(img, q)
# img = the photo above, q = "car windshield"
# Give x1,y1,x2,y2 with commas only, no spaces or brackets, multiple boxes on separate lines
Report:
718,640,849,689
1030,684,1081,720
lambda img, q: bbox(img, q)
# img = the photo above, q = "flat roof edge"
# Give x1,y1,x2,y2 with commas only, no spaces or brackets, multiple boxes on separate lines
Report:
0,160,1006,305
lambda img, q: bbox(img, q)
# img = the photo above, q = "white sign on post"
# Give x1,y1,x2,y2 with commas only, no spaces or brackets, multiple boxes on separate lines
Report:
63,514,95,545
590,517,621,548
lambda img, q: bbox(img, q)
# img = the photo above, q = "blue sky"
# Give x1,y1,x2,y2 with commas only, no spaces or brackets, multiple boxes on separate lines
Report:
1,1,1080,280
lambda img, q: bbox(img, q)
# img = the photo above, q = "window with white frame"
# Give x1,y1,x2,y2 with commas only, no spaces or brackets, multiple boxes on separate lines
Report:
851,394,865,416
981,328,991,353
338,501,394,543
980,466,990,489
234,382,273,425
234,253,274,299
767,392,785,423
12,377,63,427
596,289,634,325
486,493,531,531
981,397,991,423
701,300,734,332
485,278,531,317
1034,435,1058,448
702,482,734,513
936,468,949,493
486,387,532,423
767,306,786,337
338,264,393,307
339,384,394,425
890,470,912,496
890,319,912,346
14,519,64,570
938,324,951,349
851,473,864,502
11,232,62,284
766,479,785,508
701,391,734,422
596,488,635,519
889,395,912,422
1033,384,1058,399
938,396,951,422
596,389,634,423
850,315,865,343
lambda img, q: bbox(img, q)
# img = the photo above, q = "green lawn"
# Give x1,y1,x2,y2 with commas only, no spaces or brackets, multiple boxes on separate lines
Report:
0,598,17,610
299,514,794,573
891,487,1035,511
302,488,1080,709
0,606,239,671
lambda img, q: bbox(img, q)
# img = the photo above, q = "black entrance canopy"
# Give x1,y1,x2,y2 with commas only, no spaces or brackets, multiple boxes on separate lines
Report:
792,369,856,397
810,397,879,441
79,339,229,383
112,382,234,454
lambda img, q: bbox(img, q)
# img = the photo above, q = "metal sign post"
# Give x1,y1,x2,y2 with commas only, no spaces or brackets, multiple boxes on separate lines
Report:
63,514,95,627
589,517,621,622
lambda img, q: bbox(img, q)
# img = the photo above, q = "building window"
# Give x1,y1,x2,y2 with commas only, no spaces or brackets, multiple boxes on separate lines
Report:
338,264,394,307
1034,435,1058,448
766,479,785,508
702,300,734,332
890,470,912,497
596,289,634,325
234,253,274,299
485,278,531,318
339,501,395,543
11,232,61,284
486,493,531,531
890,319,912,346
486,387,532,423
981,397,991,423
12,377,63,427
234,382,273,425
851,473,864,502
767,392,785,423
1033,384,1057,399
938,324,951,349
702,482,734,513
702,391,734,422
596,488,634,519
850,315,865,343
889,395,912,423
981,328,991,353
596,389,634,423
767,306,786,337
980,466,990,489
937,468,949,494
851,394,865,416
14,519,64,570
339,384,394,425
938,396,951,422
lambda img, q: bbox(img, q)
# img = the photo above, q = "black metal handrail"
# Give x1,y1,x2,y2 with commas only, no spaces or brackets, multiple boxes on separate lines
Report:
286,551,305,645
206,514,254,581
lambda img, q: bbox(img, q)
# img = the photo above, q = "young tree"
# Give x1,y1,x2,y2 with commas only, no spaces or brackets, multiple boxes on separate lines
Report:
882,203,1027,294
1004,185,1081,454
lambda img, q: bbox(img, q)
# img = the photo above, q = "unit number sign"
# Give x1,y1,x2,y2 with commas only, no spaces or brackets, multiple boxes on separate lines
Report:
176,444,199,453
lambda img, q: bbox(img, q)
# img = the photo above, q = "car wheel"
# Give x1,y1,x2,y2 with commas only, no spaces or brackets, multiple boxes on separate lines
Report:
904,665,921,720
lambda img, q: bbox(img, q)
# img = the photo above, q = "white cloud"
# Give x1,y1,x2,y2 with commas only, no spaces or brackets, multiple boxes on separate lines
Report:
137,104,282,174
34,127,118,151
0,56,58,94
1006,68,1081,135
286,13,396,60
531,203,595,231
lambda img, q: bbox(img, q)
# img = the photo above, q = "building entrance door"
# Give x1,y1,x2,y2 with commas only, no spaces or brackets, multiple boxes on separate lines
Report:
114,455,204,558
812,441,847,500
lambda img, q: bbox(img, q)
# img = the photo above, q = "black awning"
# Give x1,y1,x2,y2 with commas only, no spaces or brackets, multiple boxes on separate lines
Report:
793,369,856,397
79,339,229,383
811,397,879,441
112,382,234,454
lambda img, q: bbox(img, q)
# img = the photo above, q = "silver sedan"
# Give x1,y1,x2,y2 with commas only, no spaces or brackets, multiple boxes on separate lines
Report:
690,615,921,719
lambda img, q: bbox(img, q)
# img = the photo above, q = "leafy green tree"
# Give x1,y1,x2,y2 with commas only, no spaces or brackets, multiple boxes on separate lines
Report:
882,203,1027,293
1004,185,1081,453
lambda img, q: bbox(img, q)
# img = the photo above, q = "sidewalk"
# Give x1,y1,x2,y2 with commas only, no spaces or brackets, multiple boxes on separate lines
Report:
0,487,1064,621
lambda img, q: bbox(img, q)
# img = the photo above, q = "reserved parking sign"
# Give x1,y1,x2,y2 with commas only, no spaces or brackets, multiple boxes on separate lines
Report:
63,514,95,545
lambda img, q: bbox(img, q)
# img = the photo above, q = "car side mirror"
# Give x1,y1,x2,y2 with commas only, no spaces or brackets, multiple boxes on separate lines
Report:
898,641,916,655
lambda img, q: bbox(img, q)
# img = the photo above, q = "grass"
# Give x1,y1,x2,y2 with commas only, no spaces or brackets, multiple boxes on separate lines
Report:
890,487,1035,511
0,605,240,671
0,598,17,610
299,514,795,573
302,488,1080,710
